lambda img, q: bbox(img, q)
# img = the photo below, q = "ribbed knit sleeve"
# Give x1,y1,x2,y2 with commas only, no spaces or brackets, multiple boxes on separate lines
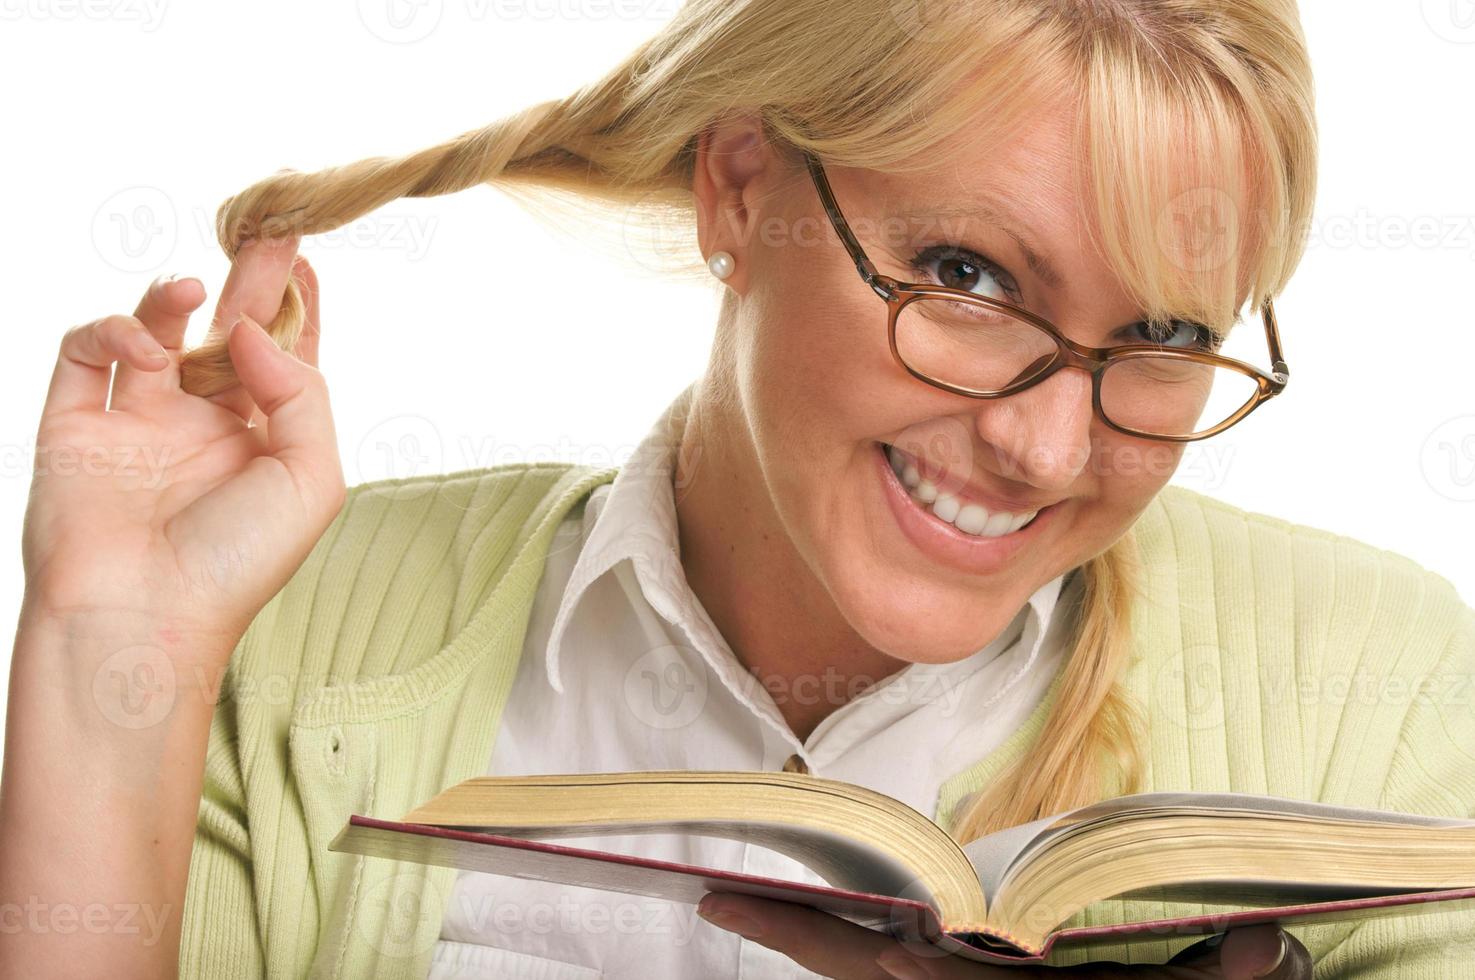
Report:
1311,598,1475,978
938,486,1475,975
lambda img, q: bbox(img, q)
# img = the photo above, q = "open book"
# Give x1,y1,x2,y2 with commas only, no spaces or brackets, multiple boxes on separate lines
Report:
327,771,1475,964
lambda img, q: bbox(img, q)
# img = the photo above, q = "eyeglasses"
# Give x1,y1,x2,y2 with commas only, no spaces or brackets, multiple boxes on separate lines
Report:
800,150,1290,442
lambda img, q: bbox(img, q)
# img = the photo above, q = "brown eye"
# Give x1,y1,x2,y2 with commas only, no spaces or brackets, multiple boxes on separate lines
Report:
1126,320,1221,351
908,245,1022,303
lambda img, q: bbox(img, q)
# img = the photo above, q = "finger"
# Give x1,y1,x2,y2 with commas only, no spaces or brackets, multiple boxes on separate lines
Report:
208,235,302,345
876,944,1053,980
1217,926,1312,980
698,894,926,980
220,312,342,506
876,939,1055,979
206,234,302,422
110,274,208,408
136,273,206,350
290,254,321,368
42,314,172,418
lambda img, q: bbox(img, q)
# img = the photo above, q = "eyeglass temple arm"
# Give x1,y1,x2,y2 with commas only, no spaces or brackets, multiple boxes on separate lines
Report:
802,151,893,301
1262,298,1290,388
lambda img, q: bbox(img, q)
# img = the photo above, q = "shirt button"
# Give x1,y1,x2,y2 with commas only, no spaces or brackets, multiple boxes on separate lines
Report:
781,753,809,775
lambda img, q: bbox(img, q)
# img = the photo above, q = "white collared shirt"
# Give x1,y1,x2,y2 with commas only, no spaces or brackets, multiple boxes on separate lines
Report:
429,383,1080,980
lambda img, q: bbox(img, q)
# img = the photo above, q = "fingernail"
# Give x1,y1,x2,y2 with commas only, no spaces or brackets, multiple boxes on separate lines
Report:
1252,932,1289,978
695,904,763,939
158,273,203,292
876,950,935,980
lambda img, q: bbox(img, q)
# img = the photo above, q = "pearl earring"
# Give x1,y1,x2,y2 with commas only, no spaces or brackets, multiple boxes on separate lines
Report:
707,251,735,281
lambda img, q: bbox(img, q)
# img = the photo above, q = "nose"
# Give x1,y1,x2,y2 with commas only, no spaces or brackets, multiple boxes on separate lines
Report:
971,364,1095,492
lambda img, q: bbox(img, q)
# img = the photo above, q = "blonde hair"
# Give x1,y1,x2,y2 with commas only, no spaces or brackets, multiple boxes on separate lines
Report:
183,0,1317,841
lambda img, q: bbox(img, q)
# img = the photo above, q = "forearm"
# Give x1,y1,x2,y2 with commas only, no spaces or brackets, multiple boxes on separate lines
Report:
0,604,236,979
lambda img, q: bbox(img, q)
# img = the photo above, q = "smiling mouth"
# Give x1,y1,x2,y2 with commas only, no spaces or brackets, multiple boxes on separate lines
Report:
879,442,1045,539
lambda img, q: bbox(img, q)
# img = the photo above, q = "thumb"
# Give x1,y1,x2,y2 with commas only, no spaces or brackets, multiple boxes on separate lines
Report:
1217,925,1312,980
225,312,299,413
1169,924,1313,980
226,312,343,508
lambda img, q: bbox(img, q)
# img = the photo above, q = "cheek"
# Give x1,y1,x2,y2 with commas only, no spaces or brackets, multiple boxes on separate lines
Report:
742,293,895,457
1089,440,1184,519
738,215,912,450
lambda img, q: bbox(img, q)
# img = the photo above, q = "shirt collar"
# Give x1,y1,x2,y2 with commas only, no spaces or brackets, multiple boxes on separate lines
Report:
543,382,1072,695
544,382,700,692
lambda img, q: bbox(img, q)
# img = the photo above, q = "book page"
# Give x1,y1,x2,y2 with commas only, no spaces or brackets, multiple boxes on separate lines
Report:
1031,792,1475,831
960,813,1063,901
959,791,1475,914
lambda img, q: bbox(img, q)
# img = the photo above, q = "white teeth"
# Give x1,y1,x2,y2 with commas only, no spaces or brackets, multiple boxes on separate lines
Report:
983,510,1015,536
931,493,961,523
953,503,988,535
883,443,1041,539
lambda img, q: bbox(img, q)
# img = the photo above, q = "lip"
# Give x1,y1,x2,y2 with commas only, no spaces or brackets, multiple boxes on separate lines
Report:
875,441,1057,576
885,443,1059,514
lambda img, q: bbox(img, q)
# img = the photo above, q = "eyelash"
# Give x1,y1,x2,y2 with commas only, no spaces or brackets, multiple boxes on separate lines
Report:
905,243,1226,352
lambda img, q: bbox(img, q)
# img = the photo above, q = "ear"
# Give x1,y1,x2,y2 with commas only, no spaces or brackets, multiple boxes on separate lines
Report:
692,111,774,297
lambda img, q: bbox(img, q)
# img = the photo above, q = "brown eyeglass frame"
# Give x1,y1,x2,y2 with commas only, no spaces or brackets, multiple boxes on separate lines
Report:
800,149,1291,443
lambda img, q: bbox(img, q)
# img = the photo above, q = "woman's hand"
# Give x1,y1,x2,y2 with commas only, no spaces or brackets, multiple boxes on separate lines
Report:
696,894,1312,980
20,235,346,661
0,237,345,979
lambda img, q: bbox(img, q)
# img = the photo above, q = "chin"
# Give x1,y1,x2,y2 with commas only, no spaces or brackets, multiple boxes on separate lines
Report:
823,535,1039,666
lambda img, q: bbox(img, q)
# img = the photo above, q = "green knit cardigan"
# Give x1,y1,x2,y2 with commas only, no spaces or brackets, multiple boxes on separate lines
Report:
177,462,1475,979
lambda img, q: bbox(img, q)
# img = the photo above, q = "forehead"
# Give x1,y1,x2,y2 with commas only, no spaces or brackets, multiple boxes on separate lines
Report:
877,97,1081,205
857,101,1084,255
856,103,1088,290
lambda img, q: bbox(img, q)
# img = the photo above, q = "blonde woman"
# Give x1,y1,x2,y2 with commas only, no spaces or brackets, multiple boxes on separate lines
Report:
2,1,1469,978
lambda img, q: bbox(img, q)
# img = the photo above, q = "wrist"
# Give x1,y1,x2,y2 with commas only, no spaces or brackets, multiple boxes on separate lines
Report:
9,602,239,737
15,596,243,675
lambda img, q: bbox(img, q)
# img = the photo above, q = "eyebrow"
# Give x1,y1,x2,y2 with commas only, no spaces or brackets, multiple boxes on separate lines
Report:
887,199,1066,291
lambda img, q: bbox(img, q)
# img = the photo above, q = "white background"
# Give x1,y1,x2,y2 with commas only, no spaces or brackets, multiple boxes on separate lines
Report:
1,1,1472,747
